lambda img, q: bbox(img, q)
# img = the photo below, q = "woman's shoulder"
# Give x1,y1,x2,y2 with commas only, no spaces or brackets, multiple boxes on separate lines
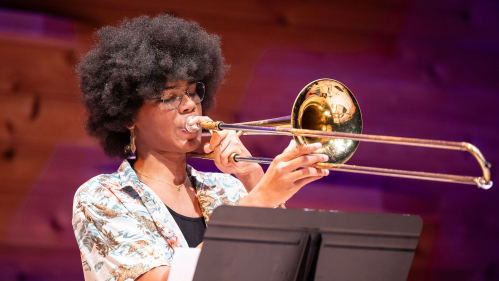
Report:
73,172,122,205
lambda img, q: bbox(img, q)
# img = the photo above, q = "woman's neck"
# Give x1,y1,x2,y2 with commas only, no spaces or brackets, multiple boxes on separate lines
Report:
132,149,187,185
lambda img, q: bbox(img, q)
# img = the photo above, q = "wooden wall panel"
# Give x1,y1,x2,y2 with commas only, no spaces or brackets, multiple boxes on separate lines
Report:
0,40,80,100
0,12,93,250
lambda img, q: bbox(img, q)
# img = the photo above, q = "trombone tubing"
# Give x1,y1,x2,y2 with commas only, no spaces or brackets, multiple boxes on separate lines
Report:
198,121,492,189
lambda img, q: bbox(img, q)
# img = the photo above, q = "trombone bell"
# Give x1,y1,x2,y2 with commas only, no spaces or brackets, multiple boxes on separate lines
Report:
292,79,362,164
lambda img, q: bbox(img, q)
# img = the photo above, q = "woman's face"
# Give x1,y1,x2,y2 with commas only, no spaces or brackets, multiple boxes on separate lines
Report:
133,80,203,155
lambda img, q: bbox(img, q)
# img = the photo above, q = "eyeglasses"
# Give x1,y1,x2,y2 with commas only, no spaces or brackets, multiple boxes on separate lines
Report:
147,82,205,110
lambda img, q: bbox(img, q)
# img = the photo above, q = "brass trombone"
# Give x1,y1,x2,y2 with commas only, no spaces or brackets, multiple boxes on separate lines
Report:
186,79,492,189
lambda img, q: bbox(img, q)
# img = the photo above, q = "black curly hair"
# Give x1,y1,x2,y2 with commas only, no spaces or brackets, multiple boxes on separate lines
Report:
78,14,227,159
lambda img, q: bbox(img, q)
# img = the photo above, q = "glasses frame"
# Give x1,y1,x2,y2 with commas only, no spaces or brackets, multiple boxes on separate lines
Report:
146,81,205,111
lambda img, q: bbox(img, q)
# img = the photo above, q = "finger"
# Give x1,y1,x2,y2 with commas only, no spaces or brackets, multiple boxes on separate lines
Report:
292,167,329,181
212,131,236,167
219,132,241,166
187,115,212,126
279,142,322,162
203,142,212,153
287,154,329,171
294,174,326,188
219,143,236,166
283,139,297,153
209,130,229,151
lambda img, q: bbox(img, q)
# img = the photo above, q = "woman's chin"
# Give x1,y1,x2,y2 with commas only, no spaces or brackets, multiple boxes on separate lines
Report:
183,138,201,151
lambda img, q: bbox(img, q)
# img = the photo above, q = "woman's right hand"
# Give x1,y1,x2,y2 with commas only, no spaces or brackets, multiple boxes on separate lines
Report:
240,140,329,208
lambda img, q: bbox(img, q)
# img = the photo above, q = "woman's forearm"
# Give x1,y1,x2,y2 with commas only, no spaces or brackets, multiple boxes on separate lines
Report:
238,186,276,208
234,164,264,192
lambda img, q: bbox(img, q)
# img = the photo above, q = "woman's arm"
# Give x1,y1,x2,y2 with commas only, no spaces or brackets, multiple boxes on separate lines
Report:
73,196,173,281
233,166,264,192
239,141,328,208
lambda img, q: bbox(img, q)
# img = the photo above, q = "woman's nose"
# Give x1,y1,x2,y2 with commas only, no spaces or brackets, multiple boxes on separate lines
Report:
179,92,197,112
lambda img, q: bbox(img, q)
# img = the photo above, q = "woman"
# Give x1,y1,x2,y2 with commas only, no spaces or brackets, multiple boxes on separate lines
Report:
72,14,329,281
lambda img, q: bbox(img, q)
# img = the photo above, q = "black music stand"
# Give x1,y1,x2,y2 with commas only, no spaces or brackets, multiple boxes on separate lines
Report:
193,206,422,281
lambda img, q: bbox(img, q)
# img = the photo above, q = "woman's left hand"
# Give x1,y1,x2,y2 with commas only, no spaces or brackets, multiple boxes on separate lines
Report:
187,116,262,177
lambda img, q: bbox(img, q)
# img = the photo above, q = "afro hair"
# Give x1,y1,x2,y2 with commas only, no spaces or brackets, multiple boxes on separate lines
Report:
78,14,227,158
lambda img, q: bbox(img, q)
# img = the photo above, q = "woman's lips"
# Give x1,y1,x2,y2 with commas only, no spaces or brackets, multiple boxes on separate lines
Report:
180,127,197,135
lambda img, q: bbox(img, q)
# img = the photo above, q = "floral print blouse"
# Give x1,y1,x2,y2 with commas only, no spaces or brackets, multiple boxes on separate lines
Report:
72,160,248,281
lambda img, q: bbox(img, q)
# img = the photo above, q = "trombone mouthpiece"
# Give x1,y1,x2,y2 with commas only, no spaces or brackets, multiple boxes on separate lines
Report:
185,116,200,133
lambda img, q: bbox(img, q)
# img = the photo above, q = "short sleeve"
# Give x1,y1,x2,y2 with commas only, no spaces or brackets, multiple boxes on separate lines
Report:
73,184,171,281
213,174,248,204
195,173,249,223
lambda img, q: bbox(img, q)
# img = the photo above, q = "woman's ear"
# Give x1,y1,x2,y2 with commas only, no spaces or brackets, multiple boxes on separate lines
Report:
126,123,135,131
